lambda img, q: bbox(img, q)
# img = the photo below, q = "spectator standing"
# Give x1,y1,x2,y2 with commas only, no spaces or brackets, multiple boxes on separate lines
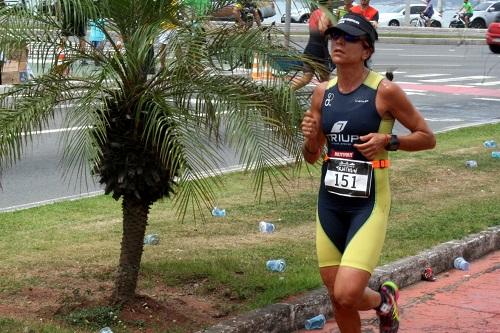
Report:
291,0,334,91
233,0,261,27
336,0,354,20
351,0,379,27
89,19,105,65
57,0,89,65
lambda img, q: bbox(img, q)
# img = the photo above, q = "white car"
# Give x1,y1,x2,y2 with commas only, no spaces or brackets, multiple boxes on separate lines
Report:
469,1,500,29
281,8,310,24
379,4,443,27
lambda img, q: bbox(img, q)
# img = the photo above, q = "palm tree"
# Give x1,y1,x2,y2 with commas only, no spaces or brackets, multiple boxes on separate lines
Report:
0,0,305,305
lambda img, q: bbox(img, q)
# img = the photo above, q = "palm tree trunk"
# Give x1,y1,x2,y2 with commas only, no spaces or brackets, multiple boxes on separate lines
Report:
111,194,150,305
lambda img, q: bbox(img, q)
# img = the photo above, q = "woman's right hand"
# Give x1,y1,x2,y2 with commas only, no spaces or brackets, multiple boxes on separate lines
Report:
301,110,319,140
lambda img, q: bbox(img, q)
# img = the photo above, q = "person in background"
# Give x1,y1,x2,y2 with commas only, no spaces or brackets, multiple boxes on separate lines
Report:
421,0,434,27
336,0,354,20
351,0,379,27
460,0,473,27
233,0,261,27
301,13,436,333
89,18,105,66
58,0,89,65
291,0,334,91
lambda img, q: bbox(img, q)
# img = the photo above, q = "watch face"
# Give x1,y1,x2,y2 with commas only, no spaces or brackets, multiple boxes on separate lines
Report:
386,135,399,151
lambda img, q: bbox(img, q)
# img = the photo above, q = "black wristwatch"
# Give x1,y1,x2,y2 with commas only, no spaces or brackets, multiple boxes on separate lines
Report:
385,134,400,151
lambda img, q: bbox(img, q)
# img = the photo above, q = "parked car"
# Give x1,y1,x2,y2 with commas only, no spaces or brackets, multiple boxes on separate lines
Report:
486,13,500,53
212,1,276,22
281,8,310,23
469,1,500,29
379,4,443,27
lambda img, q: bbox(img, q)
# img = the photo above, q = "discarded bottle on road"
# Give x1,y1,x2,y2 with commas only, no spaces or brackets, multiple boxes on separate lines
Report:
483,140,497,148
99,327,113,333
304,314,326,330
492,151,500,159
266,259,286,272
453,257,470,271
259,221,275,233
144,234,160,245
211,207,226,217
465,160,477,168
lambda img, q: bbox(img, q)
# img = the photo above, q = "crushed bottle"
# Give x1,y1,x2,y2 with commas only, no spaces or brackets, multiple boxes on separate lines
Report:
304,314,326,330
259,221,275,233
99,327,113,333
465,160,477,168
266,259,286,272
144,234,160,245
211,207,226,217
483,140,497,148
453,257,470,271
491,151,500,159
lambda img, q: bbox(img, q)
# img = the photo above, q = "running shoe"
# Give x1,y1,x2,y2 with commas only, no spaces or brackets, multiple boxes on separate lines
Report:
377,280,400,333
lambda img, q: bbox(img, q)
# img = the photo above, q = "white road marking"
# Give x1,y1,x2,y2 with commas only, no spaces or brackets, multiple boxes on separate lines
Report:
405,73,448,78
397,81,423,84
425,118,463,122
419,75,495,83
473,97,500,102
470,81,500,86
447,84,474,88
397,54,465,57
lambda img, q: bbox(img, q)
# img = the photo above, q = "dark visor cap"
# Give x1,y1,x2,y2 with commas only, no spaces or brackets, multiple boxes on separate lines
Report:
325,13,378,45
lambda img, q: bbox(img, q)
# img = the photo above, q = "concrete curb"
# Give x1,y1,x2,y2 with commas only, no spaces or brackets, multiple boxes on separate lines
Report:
198,226,500,333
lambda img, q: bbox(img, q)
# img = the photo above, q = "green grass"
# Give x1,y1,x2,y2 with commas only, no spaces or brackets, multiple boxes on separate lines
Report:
0,123,499,332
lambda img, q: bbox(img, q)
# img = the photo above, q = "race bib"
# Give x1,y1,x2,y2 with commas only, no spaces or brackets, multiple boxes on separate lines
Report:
324,158,373,198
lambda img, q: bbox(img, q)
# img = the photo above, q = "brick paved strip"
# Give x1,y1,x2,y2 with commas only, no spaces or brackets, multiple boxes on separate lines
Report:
198,226,500,333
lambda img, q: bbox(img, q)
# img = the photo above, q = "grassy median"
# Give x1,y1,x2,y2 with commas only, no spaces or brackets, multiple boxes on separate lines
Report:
0,123,499,333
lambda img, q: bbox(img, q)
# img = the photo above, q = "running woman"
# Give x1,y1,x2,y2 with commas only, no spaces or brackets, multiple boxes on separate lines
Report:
300,13,435,333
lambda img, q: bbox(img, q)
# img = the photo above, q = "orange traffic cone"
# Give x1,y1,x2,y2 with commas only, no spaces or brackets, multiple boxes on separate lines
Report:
251,53,261,80
260,61,273,81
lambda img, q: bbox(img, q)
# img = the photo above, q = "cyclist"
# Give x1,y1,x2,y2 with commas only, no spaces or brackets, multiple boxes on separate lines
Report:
460,0,473,27
233,0,261,27
421,0,434,27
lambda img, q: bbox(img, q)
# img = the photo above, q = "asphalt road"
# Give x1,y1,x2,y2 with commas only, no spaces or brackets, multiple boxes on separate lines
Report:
1,43,500,212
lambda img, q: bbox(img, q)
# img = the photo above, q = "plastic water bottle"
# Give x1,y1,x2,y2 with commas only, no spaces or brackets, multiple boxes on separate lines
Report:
304,314,326,330
465,160,477,168
483,140,497,148
491,151,500,159
211,207,226,217
259,221,275,233
453,257,470,271
266,259,286,272
99,327,113,333
143,234,159,245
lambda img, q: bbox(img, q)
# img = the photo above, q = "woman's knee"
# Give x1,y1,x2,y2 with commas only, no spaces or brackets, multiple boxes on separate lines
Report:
333,289,359,310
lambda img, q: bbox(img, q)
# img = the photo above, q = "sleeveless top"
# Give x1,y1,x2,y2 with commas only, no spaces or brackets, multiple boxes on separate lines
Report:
319,71,394,204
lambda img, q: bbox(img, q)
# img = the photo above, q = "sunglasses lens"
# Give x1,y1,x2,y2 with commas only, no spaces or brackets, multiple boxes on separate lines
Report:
332,32,360,43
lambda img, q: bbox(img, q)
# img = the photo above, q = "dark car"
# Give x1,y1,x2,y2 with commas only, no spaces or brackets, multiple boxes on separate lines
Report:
486,13,500,53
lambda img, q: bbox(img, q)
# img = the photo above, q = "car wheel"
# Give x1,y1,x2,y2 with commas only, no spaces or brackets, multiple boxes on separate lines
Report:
389,20,399,27
430,20,441,28
469,19,486,29
299,14,309,23
489,44,500,54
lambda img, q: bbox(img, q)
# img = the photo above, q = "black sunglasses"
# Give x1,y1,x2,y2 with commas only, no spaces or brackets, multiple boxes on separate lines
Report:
330,31,364,43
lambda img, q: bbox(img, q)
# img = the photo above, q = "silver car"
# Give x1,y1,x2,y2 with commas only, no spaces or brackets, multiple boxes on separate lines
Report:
470,1,500,29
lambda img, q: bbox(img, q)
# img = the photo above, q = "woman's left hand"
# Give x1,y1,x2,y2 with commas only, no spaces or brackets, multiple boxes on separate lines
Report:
353,133,388,160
